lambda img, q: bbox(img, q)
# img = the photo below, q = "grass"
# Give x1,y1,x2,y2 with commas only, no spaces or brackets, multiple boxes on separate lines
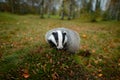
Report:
0,12,120,80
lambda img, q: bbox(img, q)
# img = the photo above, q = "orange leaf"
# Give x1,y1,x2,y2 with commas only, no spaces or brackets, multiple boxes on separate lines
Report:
23,73,30,78
82,34,87,38
92,49,96,53
98,73,103,77
22,69,30,78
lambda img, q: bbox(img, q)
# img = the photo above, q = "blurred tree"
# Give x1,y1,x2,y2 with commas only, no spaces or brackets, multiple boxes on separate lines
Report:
60,0,65,20
60,0,77,20
45,0,52,18
107,0,120,21
7,0,15,13
90,0,101,22
39,0,45,18
0,1,10,12
0,0,119,21
7,0,22,14
19,0,29,14
67,0,76,20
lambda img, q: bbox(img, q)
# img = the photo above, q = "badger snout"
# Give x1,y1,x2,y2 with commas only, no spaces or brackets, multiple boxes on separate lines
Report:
57,46,63,50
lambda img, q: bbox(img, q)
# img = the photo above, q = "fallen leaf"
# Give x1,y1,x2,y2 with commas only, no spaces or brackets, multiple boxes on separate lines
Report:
23,73,30,78
118,63,120,66
50,58,53,63
92,49,96,53
98,69,102,73
82,34,87,38
98,73,103,77
41,64,46,72
52,72,59,80
103,48,108,52
87,63,92,68
82,45,88,49
69,70,74,77
22,69,30,78
94,60,99,64
57,61,60,65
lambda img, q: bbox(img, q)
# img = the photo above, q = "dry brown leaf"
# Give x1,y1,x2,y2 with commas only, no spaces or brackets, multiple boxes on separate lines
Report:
98,69,102,73
50,58,53,64
82,45,88,49
118,63,120,66
92,49,96,53
87,63,92,68
57,61,60,65
98,73,103,77
82,34,87,38
103,48,108,52
69,70,74,77
94,60,99,64
22,69,30,78
23,73,30,78
52,72,59,80
41,64,46,72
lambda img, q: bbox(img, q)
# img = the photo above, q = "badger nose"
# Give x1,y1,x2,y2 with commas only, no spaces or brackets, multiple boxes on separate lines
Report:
57,46,63,50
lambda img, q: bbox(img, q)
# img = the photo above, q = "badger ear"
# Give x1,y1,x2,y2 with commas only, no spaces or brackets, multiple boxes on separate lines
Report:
52,31,57,35
63,31,67,35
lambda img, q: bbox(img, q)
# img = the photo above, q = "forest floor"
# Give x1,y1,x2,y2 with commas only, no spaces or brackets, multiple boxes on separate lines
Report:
0,12,120,80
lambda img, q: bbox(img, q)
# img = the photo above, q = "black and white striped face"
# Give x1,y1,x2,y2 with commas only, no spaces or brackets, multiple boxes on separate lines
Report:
48,30,67,49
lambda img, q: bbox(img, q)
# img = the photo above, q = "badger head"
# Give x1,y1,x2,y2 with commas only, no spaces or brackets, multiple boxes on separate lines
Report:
47,30,67,50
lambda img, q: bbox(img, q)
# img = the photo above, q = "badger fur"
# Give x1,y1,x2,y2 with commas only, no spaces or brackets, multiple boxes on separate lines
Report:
45,28,80,53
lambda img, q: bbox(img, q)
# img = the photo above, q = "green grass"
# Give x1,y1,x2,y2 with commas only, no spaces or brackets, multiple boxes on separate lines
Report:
0,12,120,80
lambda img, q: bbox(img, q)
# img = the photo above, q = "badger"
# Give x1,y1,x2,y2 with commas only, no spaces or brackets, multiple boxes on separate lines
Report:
45,28,80,53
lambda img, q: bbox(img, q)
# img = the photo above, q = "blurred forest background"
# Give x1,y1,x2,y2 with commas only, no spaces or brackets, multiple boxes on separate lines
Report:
0,0,120,21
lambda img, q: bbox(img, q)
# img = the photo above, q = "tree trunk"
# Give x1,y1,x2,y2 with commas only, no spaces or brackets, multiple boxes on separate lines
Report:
68,2,72,20
61,0,65,20
47,0,52,18
8,0,15,13
107,0,120,21
40,0,44,18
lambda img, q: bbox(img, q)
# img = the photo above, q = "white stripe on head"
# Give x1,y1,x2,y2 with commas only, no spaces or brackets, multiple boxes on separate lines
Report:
56,30,63,49
48,34,57,46
62,31,67,45
64,35,67,45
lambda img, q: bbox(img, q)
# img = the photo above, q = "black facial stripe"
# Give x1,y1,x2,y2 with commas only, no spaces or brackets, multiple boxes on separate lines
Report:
48,40,56,47
62,32,66,44
52,32,58,45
